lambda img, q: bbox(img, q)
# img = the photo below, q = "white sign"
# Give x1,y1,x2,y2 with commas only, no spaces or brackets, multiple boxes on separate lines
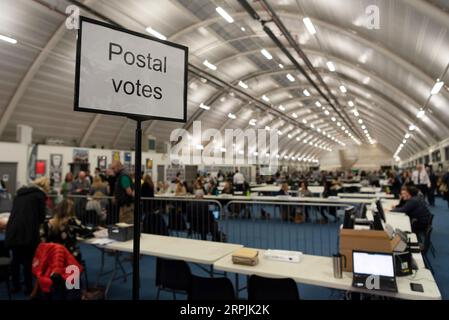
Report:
75,17,188,121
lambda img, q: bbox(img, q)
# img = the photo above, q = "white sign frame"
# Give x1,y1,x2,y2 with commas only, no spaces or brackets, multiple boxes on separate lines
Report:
74,16,188,122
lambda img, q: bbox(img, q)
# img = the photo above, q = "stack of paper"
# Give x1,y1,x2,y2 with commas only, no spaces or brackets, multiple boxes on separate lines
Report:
263,250,303,263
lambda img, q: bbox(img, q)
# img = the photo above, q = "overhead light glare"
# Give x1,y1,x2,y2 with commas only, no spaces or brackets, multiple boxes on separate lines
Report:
216,7,234,23
203,60,217,70
303,17,316,35
145,27,167,40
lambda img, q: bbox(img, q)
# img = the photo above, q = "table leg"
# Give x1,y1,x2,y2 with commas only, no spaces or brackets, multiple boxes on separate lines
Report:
96,247,105,286
104,251,119,299
210,265,214,278
235,273,239,299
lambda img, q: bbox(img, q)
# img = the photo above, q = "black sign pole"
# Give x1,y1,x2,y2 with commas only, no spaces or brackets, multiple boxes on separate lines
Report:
132,118,143,300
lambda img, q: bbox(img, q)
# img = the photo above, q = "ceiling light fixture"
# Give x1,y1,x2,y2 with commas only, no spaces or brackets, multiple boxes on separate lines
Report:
431,80,444,95
216,7,234,23
303,17,316,35
199,103,210,110
238,81,248,89
203,60,217,71
145,27,167,40
286,73,295,82
260,48,273,60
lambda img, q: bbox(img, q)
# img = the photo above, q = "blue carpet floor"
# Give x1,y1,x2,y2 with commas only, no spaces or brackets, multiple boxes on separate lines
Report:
1,198,448,300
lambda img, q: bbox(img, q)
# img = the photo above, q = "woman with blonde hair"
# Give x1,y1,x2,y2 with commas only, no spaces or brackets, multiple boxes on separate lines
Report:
90,175,109,196
40,199,92,262
86,191,107,223
175,180,187,196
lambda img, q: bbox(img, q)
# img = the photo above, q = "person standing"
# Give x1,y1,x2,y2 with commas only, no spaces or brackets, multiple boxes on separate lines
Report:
233,169,245,192
60,172,73,199
141,174,155,215
71,171,91,219
111,160,134,224
427,166,437,207
5,177,49,294
90,175,109,196
388,171,402,199
443,170,449,209
412,164,431,201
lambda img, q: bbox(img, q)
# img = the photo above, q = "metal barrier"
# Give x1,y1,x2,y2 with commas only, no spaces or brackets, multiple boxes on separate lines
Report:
48,194,366,258
220,200,354,257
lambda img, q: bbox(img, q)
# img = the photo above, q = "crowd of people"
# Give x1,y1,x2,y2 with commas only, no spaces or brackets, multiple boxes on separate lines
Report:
2,161,448,295
1,160,152,295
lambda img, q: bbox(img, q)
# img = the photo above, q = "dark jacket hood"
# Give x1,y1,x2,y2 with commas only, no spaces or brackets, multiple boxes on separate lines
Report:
16,185,45,197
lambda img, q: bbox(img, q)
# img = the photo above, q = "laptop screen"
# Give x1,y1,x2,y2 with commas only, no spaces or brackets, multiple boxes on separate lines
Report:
353,251,395,277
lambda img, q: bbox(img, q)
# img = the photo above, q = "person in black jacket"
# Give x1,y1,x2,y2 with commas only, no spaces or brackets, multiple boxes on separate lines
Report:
5,177,49,294
186,190,223,241
391,185,432,235
388,171,402,199
426,166,437,207
141,174,155,215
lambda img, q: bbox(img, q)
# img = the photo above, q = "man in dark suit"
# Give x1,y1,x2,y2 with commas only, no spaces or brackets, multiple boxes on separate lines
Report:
391,185,432,235
186,190,223,242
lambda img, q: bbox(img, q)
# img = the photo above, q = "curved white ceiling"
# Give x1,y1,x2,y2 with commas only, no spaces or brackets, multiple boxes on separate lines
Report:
0,0,448,163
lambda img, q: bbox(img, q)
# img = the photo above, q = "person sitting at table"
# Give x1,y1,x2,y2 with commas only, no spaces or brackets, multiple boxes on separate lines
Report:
277,182,289,196
186,190,225,242
194,177,206,194
85,191,107,224
277,183,292,222
391,185,431,236
388,171,402,199
297,181,312,223
233,169,245,192
221,181,233,195
330,177,342,193
206,180,219,196
40,199,92,262
318,178,336,224
298,181,312,198
175,181,187,196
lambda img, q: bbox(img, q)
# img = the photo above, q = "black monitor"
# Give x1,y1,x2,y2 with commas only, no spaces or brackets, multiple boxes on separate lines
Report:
358,204,367,219
372,211,384,231
343,206,355,229
375,200,386,222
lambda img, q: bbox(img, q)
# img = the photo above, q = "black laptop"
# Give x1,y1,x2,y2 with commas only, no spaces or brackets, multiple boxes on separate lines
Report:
352,251,398,293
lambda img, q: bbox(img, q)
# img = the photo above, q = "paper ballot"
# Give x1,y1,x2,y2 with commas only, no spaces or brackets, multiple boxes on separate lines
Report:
263,250,303,263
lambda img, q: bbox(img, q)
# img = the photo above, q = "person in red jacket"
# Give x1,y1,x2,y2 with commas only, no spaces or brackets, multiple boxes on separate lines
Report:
31,242,83,297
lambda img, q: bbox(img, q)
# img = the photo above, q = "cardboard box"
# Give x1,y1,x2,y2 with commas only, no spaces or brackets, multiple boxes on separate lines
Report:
232,248,259,266
339,229,401,272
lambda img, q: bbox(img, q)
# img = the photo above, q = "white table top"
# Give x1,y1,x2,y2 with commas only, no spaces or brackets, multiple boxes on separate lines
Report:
338,193,394,199
213,250,441,300
308,186,324,194
251,186,282,193
205,195,373,205
89,234,243,265
360,187,382,193
155,193,373,204
342,183,362,188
